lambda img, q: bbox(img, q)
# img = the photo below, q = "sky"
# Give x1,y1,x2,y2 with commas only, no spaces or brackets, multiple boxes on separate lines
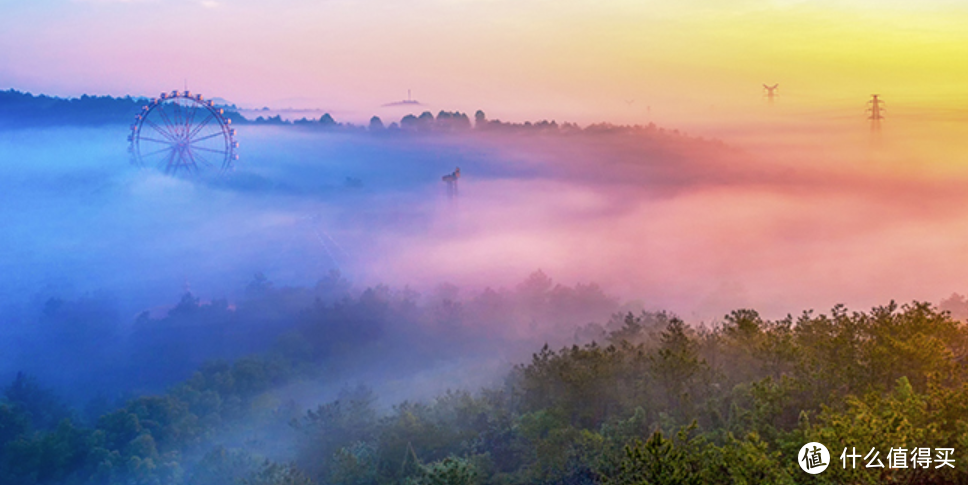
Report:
3,0,968,126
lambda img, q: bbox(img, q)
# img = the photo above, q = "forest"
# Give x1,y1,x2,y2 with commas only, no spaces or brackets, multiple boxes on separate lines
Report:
1,271,966,485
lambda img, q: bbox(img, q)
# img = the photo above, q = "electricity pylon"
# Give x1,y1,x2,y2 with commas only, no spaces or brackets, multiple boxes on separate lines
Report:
763,84,779,105
867,94,885,133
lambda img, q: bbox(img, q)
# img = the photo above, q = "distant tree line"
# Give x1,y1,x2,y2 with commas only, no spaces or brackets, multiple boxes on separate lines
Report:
0,89,693,141
0,90,245,129
281,110,678,139
0,90,145,128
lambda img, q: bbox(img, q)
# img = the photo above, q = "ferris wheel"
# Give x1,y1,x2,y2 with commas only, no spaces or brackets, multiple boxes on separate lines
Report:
128,90,239,175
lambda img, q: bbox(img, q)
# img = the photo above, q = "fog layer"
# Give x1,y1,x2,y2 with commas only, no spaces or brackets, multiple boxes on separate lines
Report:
2,111,967,397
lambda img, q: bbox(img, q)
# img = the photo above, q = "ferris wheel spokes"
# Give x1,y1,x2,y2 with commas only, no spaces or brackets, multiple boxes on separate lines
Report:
128,90,238,176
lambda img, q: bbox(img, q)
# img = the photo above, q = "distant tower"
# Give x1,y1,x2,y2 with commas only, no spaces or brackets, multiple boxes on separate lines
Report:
867,94,885,134
442,167,460,200
763,84,778,105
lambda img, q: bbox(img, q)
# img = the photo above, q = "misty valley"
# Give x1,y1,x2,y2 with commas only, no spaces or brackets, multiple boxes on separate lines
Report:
2,105,968,485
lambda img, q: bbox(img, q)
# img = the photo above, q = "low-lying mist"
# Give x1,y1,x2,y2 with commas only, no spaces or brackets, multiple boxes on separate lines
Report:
4,113,968,394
